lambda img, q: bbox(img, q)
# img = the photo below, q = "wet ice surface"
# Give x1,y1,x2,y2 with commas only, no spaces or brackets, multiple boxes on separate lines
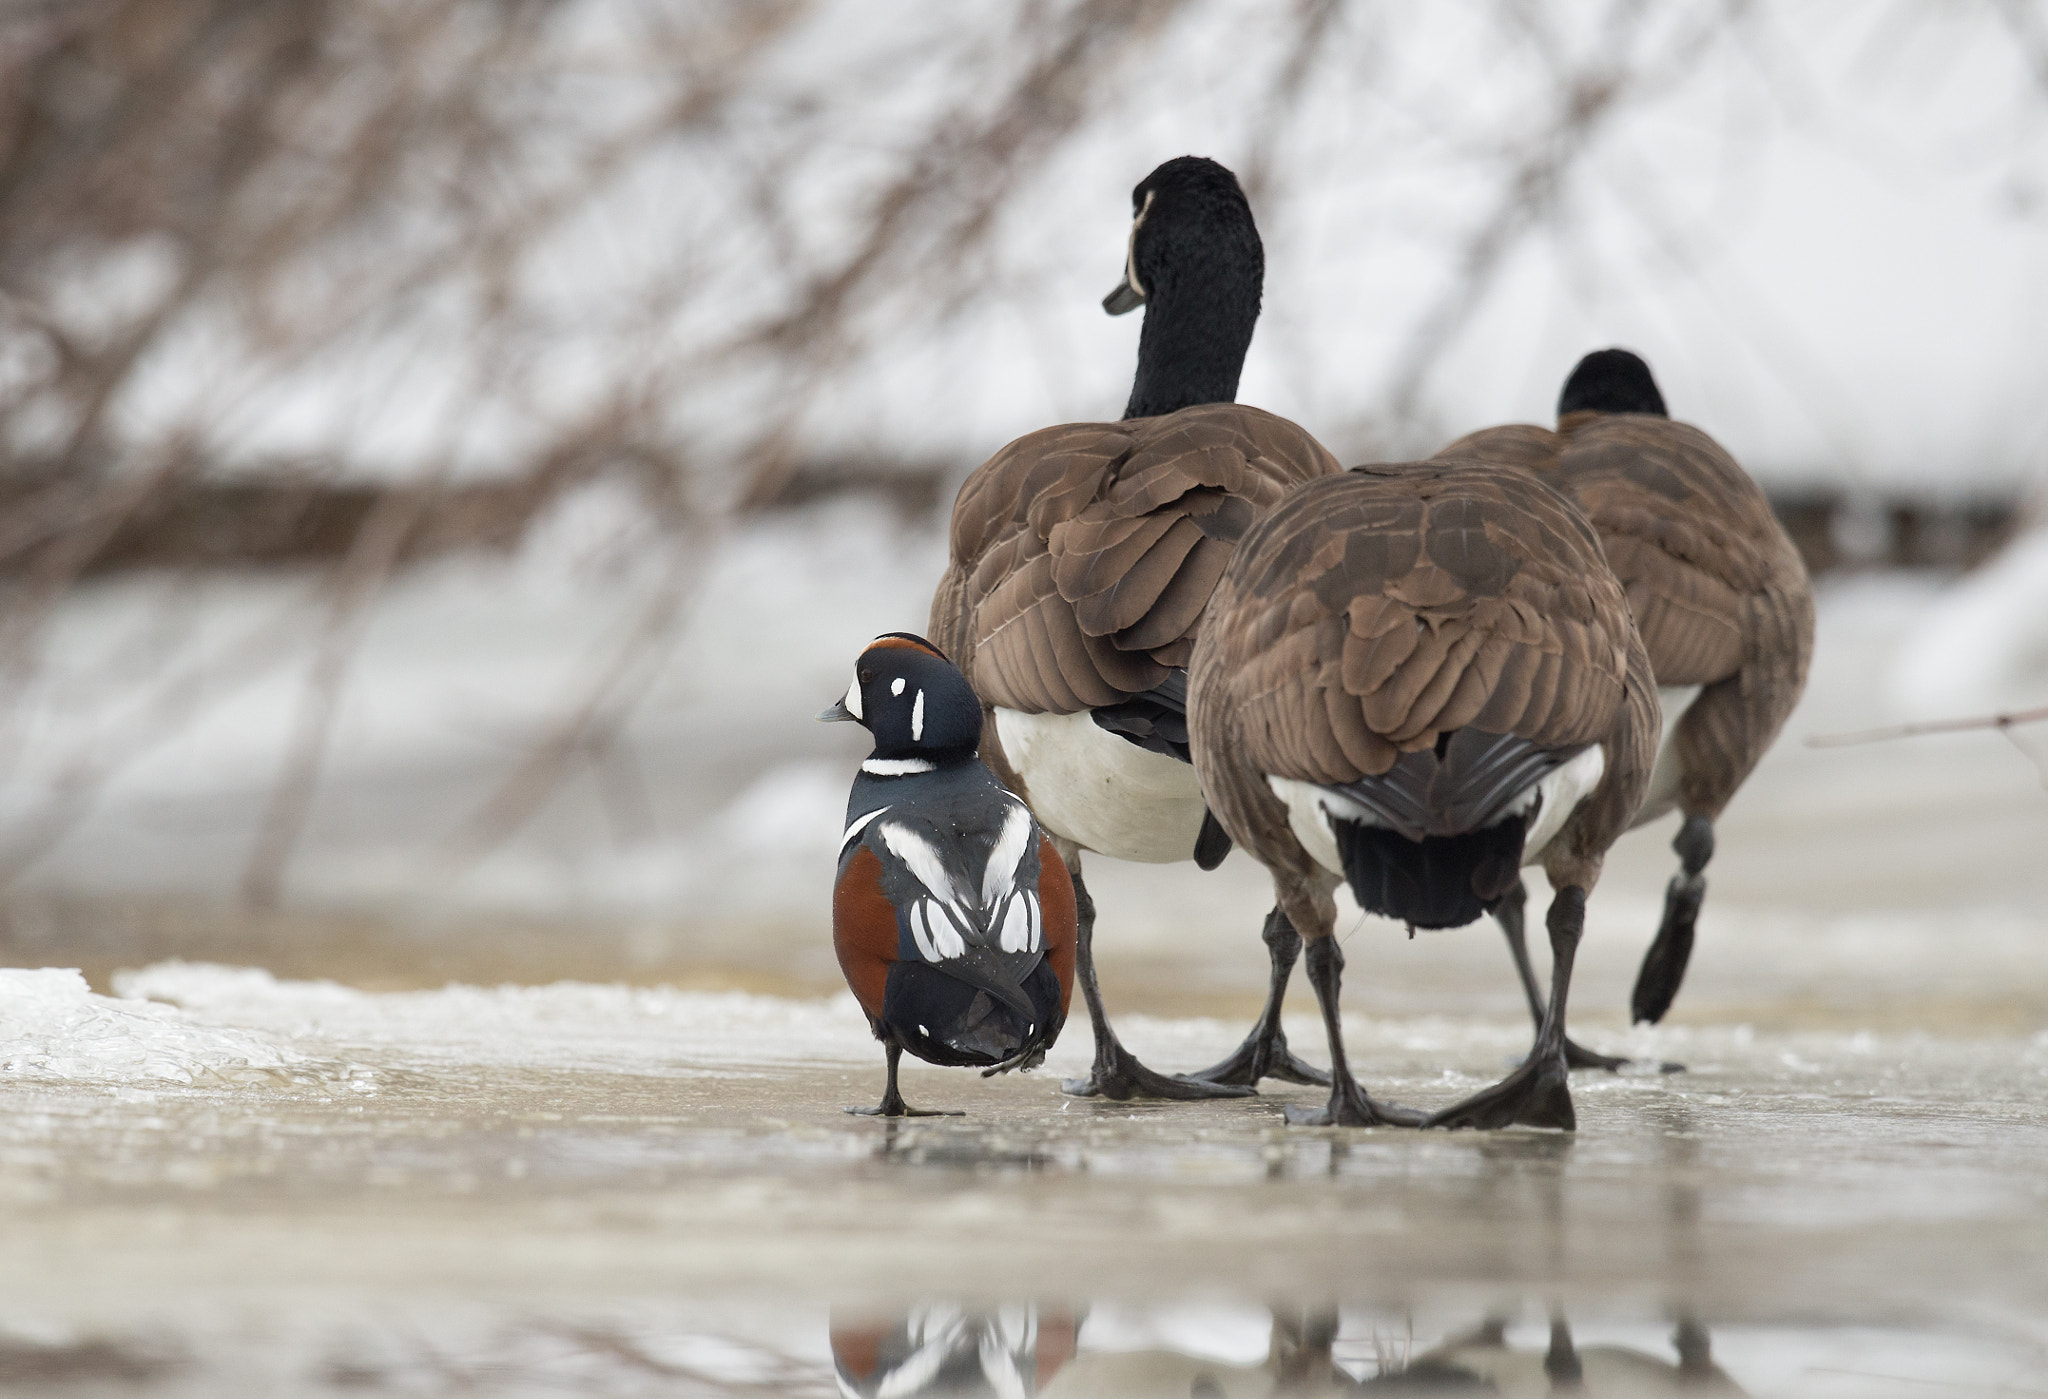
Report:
3,965,2047,1395
1,568,2046,1394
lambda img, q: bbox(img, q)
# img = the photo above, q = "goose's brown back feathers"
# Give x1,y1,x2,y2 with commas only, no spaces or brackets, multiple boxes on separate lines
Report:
932,401,1339,718
1438,411,1813,819
1190,458,1656,888
1443,415,1803,681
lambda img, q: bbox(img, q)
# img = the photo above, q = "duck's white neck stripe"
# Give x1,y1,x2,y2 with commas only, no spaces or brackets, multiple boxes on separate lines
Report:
840,806,888,854
862,757,935,776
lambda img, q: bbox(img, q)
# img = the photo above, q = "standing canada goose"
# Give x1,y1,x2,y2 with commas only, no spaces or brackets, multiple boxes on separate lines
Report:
929,156,1341,1100
820,633,1077,1116
1438,349,1814,1047
1187,460,1657,1128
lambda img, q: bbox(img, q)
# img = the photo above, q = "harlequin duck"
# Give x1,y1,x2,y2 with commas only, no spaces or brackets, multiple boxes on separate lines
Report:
819,633,1077,1116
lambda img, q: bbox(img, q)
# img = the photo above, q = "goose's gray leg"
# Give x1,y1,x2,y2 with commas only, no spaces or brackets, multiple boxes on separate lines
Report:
1059,861,1255,1101
1497,878,1683,1075
1279,883,1423,1128
1545,1316,1585,1394
1186,906,1331,1087
1632,814,1714,1024
1430,887,1584,1130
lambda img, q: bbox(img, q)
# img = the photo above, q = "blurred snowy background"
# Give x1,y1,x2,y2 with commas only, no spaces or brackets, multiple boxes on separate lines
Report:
0,0,2044,1007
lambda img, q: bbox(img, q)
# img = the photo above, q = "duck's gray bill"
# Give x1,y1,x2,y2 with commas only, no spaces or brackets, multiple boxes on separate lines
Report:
816,699,856,723
1102,280,1144,315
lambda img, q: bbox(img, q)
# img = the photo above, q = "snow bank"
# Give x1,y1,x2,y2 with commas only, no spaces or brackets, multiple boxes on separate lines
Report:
113,962,878,1074
1890,525,2048,715
0,968,361,1089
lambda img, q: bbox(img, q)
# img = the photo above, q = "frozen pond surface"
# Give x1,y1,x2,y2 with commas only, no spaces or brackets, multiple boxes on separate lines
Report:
0,559,2045,1393
2,963,2046,1396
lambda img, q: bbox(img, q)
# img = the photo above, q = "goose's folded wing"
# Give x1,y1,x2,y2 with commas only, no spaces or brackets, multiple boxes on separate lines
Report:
948,405,1337,715
1434,422,1563,476
1210,461,1635,787
1552,418,1784,686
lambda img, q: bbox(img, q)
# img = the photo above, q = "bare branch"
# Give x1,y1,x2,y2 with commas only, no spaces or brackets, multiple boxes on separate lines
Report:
1807,704,2048,747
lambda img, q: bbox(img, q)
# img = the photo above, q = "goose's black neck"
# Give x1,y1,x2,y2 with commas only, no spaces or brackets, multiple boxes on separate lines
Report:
1120,163,1264,421
1123,283,1260,419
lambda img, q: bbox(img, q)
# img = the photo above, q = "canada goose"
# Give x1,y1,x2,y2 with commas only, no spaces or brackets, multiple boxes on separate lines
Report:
929,156,1341,1100
821,633,1077,1116
1438,349,1814,1047
1188,460,1657,1128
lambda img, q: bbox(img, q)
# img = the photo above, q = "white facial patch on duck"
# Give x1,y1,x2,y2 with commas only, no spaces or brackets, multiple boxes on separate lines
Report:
861,757,935,777
910,690,924,743
842,675,864,721
994,707,1206,863
891,677,905,696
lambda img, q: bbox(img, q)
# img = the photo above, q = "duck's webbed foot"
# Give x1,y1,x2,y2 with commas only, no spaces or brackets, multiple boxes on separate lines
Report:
1188,1022,1331,1088
1061,1037,1257,1101
1281,1078,1424,1128
1562,1034,1684,1075
845,1101,964,1118
1425,1049,1574,1131
852,1045,967,1117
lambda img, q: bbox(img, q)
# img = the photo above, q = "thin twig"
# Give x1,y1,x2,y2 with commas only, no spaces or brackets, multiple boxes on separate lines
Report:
1807,705,2048,748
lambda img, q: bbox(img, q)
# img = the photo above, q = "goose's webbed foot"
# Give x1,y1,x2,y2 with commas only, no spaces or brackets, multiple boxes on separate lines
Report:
1188,1023,1331,1088
1425,1049,1575,1131
1061,1038,1257,1101
1281,1078,1424,1129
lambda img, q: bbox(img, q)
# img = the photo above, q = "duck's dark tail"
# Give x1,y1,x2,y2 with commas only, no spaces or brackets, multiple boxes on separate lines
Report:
884,959,1064,1069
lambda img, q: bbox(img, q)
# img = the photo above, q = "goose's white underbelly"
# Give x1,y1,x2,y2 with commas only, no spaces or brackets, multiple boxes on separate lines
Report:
1268,744,1609,878
993,707,1207,864
1634,684,1704,828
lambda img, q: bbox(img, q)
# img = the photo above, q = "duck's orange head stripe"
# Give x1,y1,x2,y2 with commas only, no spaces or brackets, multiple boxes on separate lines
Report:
863,632,949,662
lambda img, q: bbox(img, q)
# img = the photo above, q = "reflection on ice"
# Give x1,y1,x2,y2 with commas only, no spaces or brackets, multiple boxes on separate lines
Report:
827,1301,1747,1396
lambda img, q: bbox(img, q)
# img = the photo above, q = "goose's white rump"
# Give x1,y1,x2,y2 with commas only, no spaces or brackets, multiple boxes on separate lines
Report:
1264,744,1610,911
994,707,1206,864
1635,685,1704,828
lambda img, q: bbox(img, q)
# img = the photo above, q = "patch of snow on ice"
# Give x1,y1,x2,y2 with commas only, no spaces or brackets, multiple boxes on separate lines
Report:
113,962,877,1073
0,967,358,1088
